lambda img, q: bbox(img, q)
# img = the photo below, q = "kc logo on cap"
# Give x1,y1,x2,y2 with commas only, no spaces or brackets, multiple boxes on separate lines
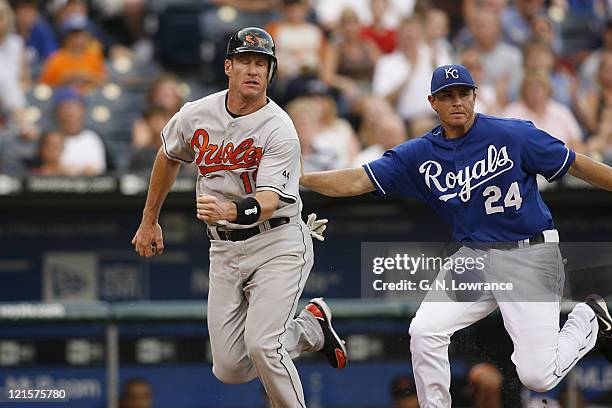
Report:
431,64,478,95
445,68,459,79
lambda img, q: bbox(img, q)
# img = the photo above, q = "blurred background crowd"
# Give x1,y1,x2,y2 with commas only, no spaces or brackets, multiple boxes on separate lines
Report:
0,0,611,181
1,3,612,407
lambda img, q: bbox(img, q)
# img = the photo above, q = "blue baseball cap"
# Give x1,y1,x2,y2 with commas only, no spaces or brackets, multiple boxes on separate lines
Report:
430,64,477,95
53,87,86,107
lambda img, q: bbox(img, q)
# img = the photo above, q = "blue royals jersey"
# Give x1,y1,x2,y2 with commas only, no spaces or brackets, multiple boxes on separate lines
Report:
363,114,576,242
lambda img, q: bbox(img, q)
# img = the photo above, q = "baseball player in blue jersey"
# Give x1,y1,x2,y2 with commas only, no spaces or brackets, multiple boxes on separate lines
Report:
301,64,612,407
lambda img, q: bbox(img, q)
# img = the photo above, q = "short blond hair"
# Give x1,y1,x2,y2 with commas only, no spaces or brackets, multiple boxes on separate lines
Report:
520,70,552,99
0,0,15,34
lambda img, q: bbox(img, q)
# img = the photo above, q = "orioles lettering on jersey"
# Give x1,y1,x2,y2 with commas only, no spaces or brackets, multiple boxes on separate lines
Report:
191,128,263,176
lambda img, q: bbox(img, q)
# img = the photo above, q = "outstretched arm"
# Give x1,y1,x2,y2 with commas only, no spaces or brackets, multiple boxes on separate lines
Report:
568,153,612,192
300,167,376,197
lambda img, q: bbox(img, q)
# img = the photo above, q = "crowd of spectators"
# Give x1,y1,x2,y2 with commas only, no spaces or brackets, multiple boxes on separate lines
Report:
0,0,611,181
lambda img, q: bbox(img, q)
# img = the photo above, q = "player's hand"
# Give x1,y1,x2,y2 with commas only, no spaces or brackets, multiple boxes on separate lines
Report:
306,213,328,241
196,194,235,224
132,221,164,258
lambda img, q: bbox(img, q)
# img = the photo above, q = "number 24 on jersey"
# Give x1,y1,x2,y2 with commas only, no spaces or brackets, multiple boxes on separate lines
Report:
483,181,522,215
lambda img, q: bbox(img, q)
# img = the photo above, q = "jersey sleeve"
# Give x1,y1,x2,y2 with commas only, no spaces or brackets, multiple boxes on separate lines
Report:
520,121,576,182
256,132,300,204
160,109,195,164
363,141,422,199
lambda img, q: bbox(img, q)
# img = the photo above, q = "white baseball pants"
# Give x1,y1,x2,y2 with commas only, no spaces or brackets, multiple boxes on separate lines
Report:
409,244,599,408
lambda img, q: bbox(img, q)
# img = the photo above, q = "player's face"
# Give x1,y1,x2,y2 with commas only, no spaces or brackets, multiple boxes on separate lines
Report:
428,86,476,134
225,53,269,99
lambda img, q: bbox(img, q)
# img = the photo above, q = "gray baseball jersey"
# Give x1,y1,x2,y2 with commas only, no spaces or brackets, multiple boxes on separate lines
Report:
160,89,323,407
161,90,301,229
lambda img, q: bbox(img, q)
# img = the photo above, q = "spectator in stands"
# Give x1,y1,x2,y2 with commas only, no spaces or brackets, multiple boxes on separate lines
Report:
467,8,522,105
29,131,69,175
119,377,152,408
353,112,406,166
423,8,453,68
144,73,183,118
522,41,574,107
467,363,503,408
456,0,508,50
530,14,556,50
580,20,612,89
313,0,414,34
305,79,360,168
390,374,419,408
129,73,190,175
50,0,123,58
589,106,612,165
265,0,326,88
360,0,397,54
460,48,501,115
53,87,106,175
129,106,169,174
0,0,29,89
13,0,58,65
39,14,106,93
89,0,150,62
0,0,37,139
286,96,337,172
357,95,393,146
131,103,171,151
502,70,584,153
320,7,379,113
576,50,612,141
211,0,280,14
479,0,509,15
372,16,449,136
582,104,612,165
557,384,586,408
499,0,562,54
128,74,182,160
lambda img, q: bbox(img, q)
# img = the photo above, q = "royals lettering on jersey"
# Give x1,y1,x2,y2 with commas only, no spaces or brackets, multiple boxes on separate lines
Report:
364,114,576,242
190,128,263,175
419,144,515,203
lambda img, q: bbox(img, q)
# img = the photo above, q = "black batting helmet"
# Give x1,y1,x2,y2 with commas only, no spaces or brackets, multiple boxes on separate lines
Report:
226,27,277,84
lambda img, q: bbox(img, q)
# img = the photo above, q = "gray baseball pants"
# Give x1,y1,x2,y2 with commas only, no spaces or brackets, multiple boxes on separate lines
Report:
207,219,323,407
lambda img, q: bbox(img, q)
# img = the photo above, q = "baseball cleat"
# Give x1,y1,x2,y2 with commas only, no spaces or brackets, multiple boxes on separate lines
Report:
585,294,612,362
305,298,348,369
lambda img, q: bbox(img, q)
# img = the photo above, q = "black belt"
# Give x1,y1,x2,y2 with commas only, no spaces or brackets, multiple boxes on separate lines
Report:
207,217,290,241
467,232,546,251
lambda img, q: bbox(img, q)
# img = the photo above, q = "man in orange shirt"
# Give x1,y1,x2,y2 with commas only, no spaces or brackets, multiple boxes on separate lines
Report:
39,15,106,93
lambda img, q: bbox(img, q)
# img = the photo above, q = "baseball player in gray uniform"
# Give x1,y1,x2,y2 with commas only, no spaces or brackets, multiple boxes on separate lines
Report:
132,27,347,407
